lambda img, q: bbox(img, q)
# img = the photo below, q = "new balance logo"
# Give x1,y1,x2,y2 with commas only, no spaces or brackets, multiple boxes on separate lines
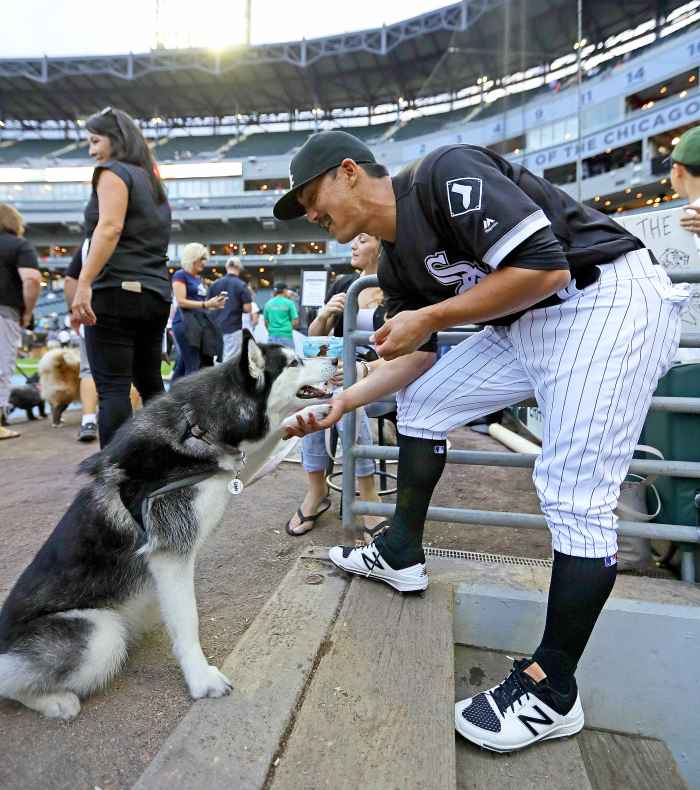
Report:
518,705,554,736
483,217,498,233
361,551,384,572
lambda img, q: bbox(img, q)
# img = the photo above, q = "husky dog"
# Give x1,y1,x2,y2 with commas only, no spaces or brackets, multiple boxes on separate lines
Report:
37,347,80,426
0,332,334,719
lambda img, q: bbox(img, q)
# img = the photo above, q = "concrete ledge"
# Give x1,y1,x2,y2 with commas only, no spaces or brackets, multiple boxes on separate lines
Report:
441,557,700,788
134,557,348,790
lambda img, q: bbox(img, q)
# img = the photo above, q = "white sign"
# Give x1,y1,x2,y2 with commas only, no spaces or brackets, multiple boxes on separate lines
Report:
617,206,700,334
301,270,328,307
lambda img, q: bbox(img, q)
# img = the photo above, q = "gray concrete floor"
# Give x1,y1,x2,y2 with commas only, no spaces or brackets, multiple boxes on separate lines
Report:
1,411,551,789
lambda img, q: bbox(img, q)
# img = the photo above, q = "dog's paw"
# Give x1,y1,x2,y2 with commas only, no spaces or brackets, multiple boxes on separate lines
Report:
187,665,233,699
38,692,81,720
281,404,332,430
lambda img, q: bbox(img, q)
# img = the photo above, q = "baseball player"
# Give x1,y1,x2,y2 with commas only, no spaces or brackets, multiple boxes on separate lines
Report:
274,131,689,752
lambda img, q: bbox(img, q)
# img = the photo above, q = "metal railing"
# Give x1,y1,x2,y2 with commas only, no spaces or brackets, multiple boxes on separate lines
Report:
340,273,700,583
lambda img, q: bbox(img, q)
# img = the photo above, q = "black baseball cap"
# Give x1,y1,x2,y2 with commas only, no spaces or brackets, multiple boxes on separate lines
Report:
273,130,377,221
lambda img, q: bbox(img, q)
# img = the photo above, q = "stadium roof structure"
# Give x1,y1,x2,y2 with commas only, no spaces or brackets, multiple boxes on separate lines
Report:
0,0,689,124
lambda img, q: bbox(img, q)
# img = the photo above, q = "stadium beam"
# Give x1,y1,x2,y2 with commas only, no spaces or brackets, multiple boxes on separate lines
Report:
0,1,505,82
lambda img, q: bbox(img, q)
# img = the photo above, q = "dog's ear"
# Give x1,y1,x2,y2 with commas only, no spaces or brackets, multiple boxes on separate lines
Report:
240,329,265,388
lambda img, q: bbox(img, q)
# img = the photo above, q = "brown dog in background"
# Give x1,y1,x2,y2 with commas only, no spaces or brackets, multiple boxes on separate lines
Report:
38,348,80,426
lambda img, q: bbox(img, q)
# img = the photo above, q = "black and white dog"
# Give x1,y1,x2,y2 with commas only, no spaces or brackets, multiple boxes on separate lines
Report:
0,332,333,719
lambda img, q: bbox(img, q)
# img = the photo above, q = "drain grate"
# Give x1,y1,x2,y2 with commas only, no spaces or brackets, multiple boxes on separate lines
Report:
423,547,552,568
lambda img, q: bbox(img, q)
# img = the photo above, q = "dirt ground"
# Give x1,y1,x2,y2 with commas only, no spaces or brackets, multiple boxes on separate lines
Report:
0,410,549,790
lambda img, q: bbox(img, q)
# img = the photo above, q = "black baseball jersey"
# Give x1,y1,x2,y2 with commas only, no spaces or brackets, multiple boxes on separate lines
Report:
379,145,644,338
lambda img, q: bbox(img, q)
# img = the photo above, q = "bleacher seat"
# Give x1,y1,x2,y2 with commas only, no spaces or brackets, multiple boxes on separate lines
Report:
226,131,312,157
392,115,451,141
0,139,64,163
154,135,230,162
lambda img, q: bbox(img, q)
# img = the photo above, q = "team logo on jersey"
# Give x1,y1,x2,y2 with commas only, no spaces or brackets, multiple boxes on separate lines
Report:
446,177,483,217
483,217,498,233
424,250,489,294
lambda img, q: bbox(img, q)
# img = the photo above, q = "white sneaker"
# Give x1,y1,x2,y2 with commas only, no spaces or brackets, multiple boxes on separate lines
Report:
328,542,428,592
455,658,584,752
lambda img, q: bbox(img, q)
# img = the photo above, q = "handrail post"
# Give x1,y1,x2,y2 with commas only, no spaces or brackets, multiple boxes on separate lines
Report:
340,274,379,543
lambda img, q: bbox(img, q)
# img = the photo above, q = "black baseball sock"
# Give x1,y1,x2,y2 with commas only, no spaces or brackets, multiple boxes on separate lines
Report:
532,550,617,694
376,433,447,569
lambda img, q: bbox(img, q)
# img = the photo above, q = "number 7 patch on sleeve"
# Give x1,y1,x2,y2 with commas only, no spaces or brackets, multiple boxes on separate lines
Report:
446,177,483,217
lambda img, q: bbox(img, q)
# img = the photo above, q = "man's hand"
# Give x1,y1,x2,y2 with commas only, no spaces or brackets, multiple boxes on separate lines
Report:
71,282,96,326
680,205,700,235
20,308,32,328
371,310,434,361
283,395,347,438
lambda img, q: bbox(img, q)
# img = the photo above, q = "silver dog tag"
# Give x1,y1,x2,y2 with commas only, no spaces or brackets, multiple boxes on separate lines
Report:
228,478,244,496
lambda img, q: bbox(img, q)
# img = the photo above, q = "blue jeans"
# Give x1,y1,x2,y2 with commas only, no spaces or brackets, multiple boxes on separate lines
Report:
301,407,376,478
268,335,294,348
222,330,243,361
172,320,213,381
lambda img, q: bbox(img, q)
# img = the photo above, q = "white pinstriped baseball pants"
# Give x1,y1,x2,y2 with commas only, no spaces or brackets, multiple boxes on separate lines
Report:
397,249,689,558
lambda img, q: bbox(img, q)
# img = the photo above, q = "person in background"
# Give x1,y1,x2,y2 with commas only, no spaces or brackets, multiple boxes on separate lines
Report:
64,249,99,442
670,126,700,249
171,243,227,380
286,232,388,541
0,204,41,440
263,281,298,348
241,277,261,333
207,256,252,360
69,106,172,449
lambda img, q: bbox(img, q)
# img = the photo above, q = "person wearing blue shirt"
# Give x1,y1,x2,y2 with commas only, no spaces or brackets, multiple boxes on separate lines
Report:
171,243,226,381
207,257,253,360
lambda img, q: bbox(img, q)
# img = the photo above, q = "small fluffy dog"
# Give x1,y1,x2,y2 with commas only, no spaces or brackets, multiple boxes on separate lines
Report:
0,333,333,719
37,348,80,426
1,373,46,424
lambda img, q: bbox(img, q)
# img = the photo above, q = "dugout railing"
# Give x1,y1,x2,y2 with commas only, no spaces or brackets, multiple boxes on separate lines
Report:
339,273,700,583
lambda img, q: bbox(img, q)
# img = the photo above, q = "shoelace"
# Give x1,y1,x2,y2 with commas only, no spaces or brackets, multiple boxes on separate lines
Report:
490,658,534,716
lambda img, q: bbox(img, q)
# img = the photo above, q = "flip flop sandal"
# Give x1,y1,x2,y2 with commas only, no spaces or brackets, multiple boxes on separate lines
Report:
362,519,391,544
285,497,332,536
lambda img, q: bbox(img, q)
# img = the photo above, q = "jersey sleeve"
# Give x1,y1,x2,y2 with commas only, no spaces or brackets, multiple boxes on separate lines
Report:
430,147,554,270
289,300,299,320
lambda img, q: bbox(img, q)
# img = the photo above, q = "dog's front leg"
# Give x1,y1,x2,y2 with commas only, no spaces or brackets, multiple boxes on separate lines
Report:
148,553,232,699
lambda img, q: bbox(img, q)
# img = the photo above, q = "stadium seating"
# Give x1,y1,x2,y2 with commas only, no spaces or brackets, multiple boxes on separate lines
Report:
153,135,231,162
0,139,65,163
226,130,313,157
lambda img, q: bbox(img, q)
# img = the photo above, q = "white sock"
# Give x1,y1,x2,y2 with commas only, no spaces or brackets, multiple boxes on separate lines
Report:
82,413,97,426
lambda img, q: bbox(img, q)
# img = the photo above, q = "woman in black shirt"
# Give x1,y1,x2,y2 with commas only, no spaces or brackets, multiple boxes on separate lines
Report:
70,107,172,447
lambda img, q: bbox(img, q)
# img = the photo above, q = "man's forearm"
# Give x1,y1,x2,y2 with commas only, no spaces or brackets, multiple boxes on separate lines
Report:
424,267,570,332
78,224,120,285
342,350,435,411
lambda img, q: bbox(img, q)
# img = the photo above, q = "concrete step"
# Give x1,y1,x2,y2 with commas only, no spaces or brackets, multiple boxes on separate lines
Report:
455,646,687,790
134,552,692,789
135,554,455,789
270,575,456,790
